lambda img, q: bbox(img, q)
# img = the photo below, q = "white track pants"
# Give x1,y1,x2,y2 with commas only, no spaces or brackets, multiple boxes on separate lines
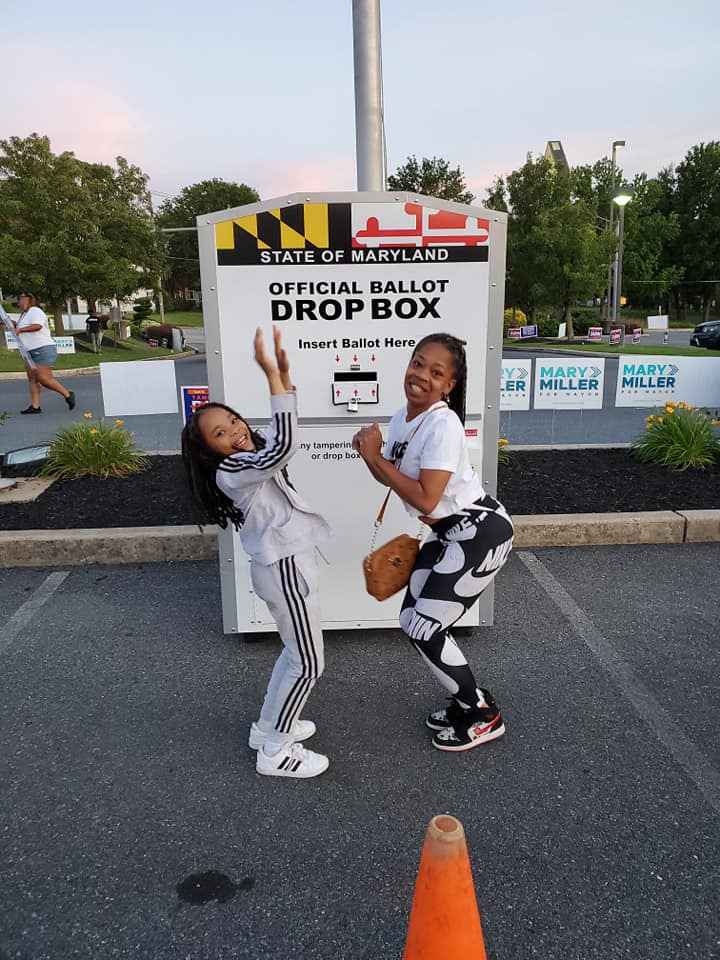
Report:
250,551,325,745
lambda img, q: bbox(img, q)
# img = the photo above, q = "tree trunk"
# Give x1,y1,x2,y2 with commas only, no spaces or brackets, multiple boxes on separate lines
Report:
563,303,574,339
53,305,66,337
703,293,712,322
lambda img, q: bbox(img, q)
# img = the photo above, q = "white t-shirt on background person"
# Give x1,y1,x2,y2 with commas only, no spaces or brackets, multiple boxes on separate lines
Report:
382,401,485,520
15,306,55,350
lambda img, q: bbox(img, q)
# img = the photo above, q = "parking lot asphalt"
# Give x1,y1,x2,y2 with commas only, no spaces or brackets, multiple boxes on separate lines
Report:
1,544,719,959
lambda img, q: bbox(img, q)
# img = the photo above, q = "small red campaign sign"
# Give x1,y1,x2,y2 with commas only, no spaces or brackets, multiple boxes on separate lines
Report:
181,385,210,424
588,326,603,342
610,327,622,345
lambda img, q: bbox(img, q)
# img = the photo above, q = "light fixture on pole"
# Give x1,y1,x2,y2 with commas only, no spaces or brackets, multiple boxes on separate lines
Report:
611,190,632,325
605,140,626,328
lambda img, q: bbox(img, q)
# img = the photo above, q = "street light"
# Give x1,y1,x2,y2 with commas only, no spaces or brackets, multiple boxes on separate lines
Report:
611,190,632,325
605,140,626,327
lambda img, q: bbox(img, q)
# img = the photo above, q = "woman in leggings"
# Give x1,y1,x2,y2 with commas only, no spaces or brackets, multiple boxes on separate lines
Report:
353,333,513,752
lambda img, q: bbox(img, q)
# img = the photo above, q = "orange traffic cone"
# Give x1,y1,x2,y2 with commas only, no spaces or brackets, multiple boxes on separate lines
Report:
403,815,488,960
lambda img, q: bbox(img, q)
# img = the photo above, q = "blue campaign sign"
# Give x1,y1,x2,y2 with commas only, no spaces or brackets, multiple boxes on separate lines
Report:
181,385,209,424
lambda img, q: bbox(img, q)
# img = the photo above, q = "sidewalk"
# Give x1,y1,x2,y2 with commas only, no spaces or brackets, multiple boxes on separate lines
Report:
1,544,718,959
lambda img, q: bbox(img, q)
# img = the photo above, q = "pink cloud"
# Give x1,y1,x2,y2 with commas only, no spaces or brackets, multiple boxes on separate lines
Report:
1,42,147,164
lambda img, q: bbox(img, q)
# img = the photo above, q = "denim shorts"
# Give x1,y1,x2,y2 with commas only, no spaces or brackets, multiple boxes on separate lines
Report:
28,345,58,366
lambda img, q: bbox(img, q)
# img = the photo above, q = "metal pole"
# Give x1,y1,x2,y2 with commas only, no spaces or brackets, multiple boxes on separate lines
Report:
352,0,384,191
604,144,618,326
616,204,626,325
611,217,620,324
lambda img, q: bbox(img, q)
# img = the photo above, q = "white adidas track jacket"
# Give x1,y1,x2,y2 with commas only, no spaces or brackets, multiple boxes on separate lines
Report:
215,391,331,566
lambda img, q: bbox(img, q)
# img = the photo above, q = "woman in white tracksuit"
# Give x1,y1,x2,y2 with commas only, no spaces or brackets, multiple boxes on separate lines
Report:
181,326,331,780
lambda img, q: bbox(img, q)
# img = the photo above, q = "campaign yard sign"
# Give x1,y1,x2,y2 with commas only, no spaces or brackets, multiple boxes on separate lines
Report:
610,327,623,345
533,360,605,409
615,356,720,408
4,332,76,354
500,360,531,410
588,326,603,342
181,385,210,424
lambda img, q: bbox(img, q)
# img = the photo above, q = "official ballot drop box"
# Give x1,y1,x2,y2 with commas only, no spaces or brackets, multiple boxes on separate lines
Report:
197,192,507,634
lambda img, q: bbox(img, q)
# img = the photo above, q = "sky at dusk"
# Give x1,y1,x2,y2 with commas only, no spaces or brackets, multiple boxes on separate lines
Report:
2,0,718,207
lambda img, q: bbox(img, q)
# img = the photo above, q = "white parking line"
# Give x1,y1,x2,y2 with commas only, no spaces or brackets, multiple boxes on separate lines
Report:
0,571,70,655
517,550,720,815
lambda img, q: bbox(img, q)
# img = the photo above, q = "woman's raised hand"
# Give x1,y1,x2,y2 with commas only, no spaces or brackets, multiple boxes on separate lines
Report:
273,325,292,390
253,327,278,376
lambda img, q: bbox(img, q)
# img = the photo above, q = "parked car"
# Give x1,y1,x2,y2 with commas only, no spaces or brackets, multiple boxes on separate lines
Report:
690,321,720,349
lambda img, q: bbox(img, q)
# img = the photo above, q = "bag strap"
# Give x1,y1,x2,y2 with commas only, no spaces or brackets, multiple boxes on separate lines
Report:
369,402,446,547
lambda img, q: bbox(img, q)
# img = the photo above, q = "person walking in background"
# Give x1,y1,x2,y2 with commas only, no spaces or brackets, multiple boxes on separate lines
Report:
86,311,103,353
13,292,75,415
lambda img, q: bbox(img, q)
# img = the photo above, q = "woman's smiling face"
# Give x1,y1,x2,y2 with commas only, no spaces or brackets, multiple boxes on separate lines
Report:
198,407,256,457
404,342,457,411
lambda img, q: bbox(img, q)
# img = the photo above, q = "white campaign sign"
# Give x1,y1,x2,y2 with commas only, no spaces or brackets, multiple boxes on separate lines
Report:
500,358,531,410
533,358,605,409
615,355,720,407
4,331,76,354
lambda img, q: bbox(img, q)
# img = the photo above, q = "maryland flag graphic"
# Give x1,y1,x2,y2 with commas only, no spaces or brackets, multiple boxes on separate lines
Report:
216,203,350,265
216,201,490,265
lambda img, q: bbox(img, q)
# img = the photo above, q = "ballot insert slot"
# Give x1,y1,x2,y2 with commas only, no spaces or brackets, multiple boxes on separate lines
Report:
332,370,379,410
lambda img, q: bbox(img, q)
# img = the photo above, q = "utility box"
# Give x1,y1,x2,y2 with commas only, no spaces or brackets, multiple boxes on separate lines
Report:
197,191,506,634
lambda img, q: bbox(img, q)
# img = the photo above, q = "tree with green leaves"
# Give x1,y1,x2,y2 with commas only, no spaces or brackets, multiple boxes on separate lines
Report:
673,142,720,322
387,156,474,203
157,179,260,306
0,134,160,335
486,153,614,335
619,172,682,311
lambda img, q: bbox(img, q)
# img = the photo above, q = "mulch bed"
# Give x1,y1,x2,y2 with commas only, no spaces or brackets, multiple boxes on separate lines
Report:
1,451,719,531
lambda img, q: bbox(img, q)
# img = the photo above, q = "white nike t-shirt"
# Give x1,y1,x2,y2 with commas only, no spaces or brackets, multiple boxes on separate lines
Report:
383,401,485,520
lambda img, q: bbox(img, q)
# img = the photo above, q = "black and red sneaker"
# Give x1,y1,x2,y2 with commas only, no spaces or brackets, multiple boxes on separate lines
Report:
431,692,505,752
425,698,467,731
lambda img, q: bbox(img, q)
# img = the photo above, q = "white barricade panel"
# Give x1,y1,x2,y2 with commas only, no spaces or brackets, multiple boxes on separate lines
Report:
100,360,178,416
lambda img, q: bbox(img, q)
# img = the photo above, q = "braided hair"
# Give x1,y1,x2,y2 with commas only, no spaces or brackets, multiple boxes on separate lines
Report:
181,402,265,530
412,333,468,425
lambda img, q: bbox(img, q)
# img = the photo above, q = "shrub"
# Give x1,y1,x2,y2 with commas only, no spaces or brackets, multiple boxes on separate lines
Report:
41,419,148,479
497,437,510,465
632,402,720,471
132,298,153,325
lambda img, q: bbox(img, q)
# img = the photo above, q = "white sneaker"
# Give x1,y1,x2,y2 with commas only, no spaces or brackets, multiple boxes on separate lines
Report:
248,719,316,751
256,742,329,779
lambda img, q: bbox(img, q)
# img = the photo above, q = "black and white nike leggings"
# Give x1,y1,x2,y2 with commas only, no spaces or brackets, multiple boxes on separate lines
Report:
399,494,514,710
250,550,324,747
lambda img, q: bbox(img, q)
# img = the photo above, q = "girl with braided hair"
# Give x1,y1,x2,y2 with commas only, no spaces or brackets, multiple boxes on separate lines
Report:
181,326,331,779
353,333,513,752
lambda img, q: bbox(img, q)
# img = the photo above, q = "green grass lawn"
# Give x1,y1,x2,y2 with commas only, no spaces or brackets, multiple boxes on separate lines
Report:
503,340,720,358
0,339,174,373
162,310,204,328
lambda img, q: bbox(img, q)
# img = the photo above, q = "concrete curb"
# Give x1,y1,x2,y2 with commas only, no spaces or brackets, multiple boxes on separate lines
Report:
0,351,196,382
0,525,218,567
1,511,719,568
